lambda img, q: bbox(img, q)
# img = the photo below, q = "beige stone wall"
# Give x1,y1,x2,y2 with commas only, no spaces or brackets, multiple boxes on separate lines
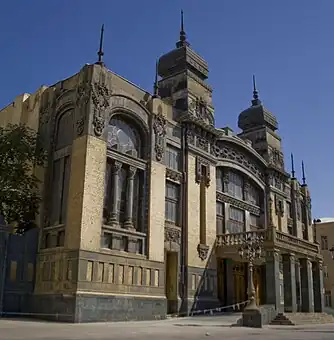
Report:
65,135,106,251
316,220,334,306
147,156,166,262
187,155,216,268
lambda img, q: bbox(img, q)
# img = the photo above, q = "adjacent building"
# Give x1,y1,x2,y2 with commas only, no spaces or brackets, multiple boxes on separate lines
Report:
0,21,324,322
315,218,334,308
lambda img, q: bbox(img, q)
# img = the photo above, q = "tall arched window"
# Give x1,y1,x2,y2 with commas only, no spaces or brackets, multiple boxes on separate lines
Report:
45,109,74,249
103,115,147,254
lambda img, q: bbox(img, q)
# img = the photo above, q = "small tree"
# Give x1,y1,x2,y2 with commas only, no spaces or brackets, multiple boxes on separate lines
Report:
0,124,46,233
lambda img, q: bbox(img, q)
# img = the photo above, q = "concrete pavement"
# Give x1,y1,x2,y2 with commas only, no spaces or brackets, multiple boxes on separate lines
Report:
0,316,334,340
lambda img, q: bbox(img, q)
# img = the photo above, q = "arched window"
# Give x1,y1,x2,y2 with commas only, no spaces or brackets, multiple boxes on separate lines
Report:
55,110,74,150
103,114,147,254
107,118,141,158
48,110,73,238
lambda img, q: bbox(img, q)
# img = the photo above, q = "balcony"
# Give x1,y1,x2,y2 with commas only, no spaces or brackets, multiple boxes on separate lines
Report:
216,227,320,256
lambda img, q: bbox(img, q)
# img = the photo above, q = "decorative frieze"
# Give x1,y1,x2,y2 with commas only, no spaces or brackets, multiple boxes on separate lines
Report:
153,112,167,161
216,191,261,216
166,168,183,183
268,147,285,170
165,224,181,244
211,142,265,181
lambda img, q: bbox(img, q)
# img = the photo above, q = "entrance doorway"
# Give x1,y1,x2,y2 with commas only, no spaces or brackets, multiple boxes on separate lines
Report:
233,262,247,307
165,251,178,315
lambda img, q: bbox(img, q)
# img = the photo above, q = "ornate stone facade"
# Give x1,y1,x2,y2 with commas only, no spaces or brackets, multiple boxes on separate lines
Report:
0,24,324,323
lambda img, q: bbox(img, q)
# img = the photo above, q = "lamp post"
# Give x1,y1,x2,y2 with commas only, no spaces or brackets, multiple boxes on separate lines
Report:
238,234,264,311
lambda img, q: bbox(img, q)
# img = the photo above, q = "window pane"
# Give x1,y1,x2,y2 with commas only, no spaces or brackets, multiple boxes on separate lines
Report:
165,145,180,170
108,118,140,157
56,110,74,150
216,168,223,192
216,202,224,216
247,185,259,206
228,171,243,199
227,206,244,233
51,160,61,225
60,156,71,224
117,167,127,223
165,181,180,224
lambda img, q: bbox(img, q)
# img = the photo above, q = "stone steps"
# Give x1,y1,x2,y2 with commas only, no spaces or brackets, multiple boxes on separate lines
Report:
270,312,334,326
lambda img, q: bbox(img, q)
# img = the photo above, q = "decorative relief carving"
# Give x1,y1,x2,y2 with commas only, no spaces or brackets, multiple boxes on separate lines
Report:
216,191,261,216
197,243,209,261
166,168,183,183
91,82,112,137
195,157,211,187
165,225,181,244
268,195,274,226
153,112,167,161
39,106,51,127
188,97,214,126
75,82,91,136
211,143,265,181
275,196,284,217
306,196,312,225
268,148,284,170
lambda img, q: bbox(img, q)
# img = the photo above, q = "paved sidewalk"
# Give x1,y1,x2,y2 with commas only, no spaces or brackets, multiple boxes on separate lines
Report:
0,317,334,340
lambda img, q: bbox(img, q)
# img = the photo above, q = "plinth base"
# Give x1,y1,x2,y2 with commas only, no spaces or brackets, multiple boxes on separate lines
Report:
242,309,262,328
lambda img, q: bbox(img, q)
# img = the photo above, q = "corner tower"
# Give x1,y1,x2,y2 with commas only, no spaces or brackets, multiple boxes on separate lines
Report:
237,77,289,177
157,11,214,125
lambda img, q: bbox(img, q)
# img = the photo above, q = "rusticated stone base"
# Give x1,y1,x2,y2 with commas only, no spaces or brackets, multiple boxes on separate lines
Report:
28,293,167,323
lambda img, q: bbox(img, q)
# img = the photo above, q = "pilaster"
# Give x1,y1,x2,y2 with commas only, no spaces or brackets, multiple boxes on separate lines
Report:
295,260,302,312
313,260,324,312
265,250,283,312
300,257,314,312
282,253,297,312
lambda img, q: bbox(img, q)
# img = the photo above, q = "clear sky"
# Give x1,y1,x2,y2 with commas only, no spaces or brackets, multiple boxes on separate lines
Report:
0,1,333,219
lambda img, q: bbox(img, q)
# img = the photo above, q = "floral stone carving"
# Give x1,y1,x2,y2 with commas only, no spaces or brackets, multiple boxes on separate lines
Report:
153,112,166,161
91,82,111,137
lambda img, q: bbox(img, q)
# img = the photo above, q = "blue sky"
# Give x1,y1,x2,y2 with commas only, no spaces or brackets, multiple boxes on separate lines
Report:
0,1,333,218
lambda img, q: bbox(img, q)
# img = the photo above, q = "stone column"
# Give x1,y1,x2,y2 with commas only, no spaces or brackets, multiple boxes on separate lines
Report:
265,250,283,312
295,260,302,312
283,253,297,312
109,161,122,225
313,260,324,312
300,258,314,312
124,166,137,229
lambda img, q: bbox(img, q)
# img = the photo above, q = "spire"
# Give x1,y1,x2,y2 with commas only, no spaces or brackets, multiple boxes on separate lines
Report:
251,75,261,106
301,161,306,186
96,24,105,66
291,153,296,179
176,10,190,48
153,60,160,98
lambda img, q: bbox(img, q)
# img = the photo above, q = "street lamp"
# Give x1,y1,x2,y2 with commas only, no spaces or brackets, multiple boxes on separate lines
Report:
238,234,264,311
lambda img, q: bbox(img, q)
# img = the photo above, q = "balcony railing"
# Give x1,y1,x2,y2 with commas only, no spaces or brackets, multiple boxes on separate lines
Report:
216,229,267,247
216,228,319,254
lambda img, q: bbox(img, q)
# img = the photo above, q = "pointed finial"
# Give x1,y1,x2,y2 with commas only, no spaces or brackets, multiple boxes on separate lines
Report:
176,10,190,48
301,161,306,186
251,75,261,106
291,153,296,179
96,24,105,66
153,60,160,98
